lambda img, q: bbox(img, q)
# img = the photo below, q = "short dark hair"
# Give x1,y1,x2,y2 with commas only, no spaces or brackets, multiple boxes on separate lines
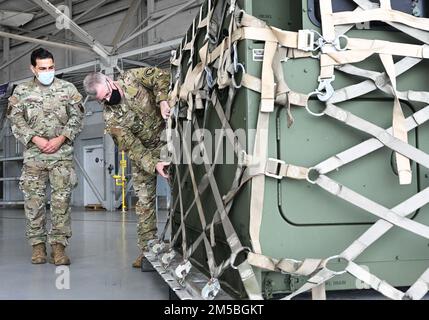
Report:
31,48,54,67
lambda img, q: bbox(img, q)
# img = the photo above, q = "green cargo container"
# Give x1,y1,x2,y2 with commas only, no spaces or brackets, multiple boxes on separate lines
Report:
167,0,429,299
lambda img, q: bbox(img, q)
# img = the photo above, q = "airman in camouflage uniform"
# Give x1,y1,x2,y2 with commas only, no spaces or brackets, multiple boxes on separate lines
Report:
7,48,84,265
83,67,170,269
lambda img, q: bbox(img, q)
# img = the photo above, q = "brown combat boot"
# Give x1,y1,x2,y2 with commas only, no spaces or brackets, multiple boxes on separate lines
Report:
49,244,71,265
132,253,155,272
132,253,144,268
31,243,47,264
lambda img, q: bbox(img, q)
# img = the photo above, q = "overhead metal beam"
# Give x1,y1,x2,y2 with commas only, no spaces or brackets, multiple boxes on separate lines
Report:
9,38,181,86
22,2,125,37
0,201,25,205
122,58,150,67
65,0,73,67
2,27,10,81
115,0,198,50
111,0,142,49
117,37,181,59
31,0,111,62
0,0,108,72
8,26,89,46
0,30,92,52
125,15,150,44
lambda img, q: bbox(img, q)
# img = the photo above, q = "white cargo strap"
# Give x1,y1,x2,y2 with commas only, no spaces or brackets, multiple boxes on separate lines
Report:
314,104,429,175
346,261,405,300
248,252,323,276
353,0,429,44
314,175,429,240
319,0,335,80
321,41,429,68
181,121,218,279
192,119,263,299
323,104,429,171
241,73,308,107
406,269,429,300
332,7,429,31
265,158,308,180
331,57,422,104
284,182,429,299
167,91,247,263
379,53,411,185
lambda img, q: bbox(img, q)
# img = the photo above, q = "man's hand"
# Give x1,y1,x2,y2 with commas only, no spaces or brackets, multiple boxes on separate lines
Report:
42,135,66,154
160,100,171,120
155,161,170,179
32,136,49,151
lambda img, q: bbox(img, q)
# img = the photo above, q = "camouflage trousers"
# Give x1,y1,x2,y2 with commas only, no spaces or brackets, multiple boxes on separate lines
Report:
19,160,77,247
131,162,157,251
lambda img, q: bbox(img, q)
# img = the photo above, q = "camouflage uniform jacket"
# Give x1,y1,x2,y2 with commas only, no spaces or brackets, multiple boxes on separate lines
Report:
7,77,84,162
103,67,170,174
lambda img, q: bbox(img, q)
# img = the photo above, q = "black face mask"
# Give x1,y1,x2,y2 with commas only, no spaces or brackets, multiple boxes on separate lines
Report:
104,83,122,105
105,88,121,105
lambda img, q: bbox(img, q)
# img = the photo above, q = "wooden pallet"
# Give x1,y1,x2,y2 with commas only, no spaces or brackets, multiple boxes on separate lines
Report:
84,204,105,211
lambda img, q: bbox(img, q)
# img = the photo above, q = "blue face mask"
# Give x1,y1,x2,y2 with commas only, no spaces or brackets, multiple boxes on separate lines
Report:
37,70,55,86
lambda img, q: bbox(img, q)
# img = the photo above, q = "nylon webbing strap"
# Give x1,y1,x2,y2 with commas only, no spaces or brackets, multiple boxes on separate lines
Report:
315,104,429,175
324,104,429,171
379,53,411,184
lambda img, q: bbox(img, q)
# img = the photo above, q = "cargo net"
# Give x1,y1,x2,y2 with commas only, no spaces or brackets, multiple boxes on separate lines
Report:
149,0,429,300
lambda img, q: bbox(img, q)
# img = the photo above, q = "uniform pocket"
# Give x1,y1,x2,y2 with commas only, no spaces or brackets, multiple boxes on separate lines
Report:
69,167,78,188
56,104,69,125
24,101,43,125
50,162,77,191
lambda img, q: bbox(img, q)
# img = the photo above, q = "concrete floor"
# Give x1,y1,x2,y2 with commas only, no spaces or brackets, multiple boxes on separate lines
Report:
0,208,169,300
1,208,427,300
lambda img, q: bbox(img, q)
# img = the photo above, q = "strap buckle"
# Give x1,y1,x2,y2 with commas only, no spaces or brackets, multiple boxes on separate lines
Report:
265,158,285,179
202,278,221,300
175,260,192,279
147,239,158,250
161,250,176,268
151,241,166,255
298,29,322,52
298,30,348,54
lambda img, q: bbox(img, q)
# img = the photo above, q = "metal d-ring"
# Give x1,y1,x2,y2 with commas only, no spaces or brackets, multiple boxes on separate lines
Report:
306,93,327,117
334,34,349,51
230,246,251,270
322,255,349,276
306,167,320,185
231,63,245,89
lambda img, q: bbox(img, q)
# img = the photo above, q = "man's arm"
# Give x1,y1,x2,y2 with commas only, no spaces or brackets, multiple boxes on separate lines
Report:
7,85,38,146
133,67,170,104
61,83,84,142
111,125,162,175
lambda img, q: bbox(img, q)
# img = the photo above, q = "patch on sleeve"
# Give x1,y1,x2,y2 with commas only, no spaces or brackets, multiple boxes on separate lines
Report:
143,67,155,78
